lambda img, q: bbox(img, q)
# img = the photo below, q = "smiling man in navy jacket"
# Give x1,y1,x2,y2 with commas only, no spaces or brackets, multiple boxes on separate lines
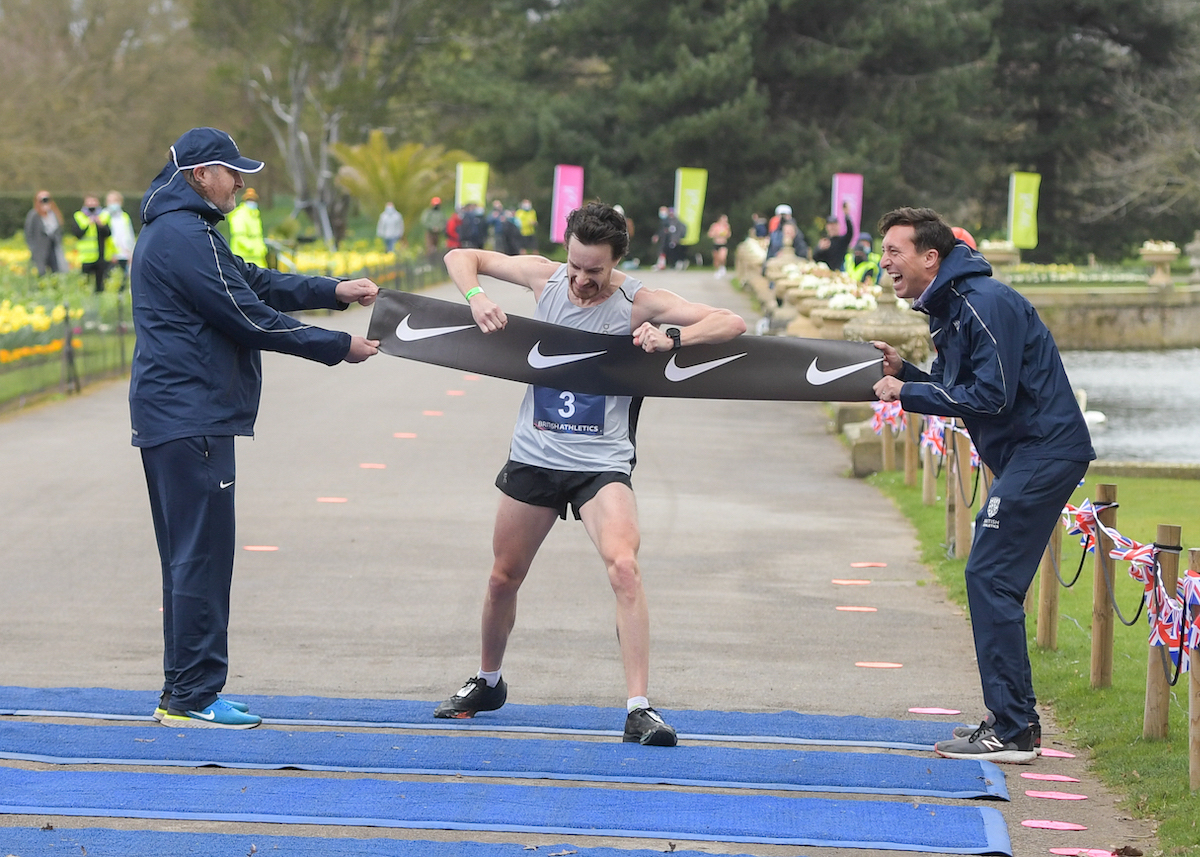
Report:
872,207,1094,764
130,127,380,729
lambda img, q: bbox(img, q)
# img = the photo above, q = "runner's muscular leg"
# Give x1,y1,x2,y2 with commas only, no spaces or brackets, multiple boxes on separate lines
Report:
578,482,649,699
481,494,559,672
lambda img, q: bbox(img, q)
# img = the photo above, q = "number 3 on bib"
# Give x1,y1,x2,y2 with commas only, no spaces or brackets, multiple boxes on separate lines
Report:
532,386,605,436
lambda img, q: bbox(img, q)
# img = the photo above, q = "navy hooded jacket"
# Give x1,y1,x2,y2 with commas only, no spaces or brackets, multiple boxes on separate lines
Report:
129,164,351,448
897,243,1094,474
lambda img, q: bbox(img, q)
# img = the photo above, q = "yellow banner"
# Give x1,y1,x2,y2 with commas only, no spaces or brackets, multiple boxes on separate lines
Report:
455,162,489,209
674,168,708,246
1008,172,1040,250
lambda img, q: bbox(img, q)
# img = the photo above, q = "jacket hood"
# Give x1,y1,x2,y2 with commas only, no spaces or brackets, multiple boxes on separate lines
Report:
140,163,223,226
914,242,993,312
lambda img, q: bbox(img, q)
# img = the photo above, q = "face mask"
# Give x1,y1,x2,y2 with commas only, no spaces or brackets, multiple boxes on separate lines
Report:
108,203,122,214
521,203,531,210
83,206,98,215
245,201,258,210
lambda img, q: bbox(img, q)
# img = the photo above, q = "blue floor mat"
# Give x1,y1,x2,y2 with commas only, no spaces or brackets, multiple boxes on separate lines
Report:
0,686,958,750
0,721,1007,800
0,827,764,857
0,768,1012,854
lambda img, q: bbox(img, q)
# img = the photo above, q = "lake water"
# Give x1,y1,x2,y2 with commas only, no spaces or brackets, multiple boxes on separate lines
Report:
1060,348,1199,463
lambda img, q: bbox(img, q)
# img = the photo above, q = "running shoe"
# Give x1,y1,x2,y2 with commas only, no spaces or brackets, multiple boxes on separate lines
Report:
154,693,250,721
935,722,1036,764
161,698,261,729
952,714,1041,752
434,676,507,718
623,706,678,746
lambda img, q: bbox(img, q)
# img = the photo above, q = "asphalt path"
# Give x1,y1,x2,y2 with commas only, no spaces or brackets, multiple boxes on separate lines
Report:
0,268,1154,855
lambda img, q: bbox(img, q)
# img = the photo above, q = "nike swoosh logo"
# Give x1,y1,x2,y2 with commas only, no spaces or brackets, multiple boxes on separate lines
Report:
526,342,607,369
805,356,882,386
219,480,234,489
191,710,217,721
395,315,474,341
663,352,747,382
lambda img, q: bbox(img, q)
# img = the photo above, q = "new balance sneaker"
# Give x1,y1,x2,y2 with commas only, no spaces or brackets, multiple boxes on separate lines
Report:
935,723,1036,764
623,706,678,747
161,698,261,729
952,715,1042,753
434,676,507,719
154,693,250,722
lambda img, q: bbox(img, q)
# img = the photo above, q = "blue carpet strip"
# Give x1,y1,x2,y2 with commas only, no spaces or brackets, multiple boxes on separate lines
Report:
0,721,1007,800
0,686,957,750
0,768,1012,854
0,828,762,857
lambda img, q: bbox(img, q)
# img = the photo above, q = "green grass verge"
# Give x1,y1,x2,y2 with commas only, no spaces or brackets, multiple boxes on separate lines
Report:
869,470,1200,855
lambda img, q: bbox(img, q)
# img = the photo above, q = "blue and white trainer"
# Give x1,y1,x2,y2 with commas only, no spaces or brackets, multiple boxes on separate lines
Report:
162,698,261,729
154,694,250,722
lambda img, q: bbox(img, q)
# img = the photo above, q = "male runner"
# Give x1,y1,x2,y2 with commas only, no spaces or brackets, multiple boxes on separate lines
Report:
434,202,746,745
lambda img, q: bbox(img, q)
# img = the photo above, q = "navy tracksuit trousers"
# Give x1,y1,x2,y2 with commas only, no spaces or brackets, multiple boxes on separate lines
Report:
965,453,1089,743
141,435,237,713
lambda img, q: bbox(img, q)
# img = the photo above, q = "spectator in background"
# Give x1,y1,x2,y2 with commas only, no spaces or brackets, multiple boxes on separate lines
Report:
751,213,769,239
486,200,505,249
420,197,448,258
69,194,111,293
460,202,485,249
707,214,732,278
227,188,267,268
663,208,687,270
951,226,977,250
376,202,405,253
24,190,67,276
514,199,538,254
105,191,137,285
496,209,523,256
765,205,808,266
812,201,854,271
445,206,463,250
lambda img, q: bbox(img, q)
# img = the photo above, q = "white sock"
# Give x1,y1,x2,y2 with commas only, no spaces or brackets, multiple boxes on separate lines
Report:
627,695,649,712
477,668,502,688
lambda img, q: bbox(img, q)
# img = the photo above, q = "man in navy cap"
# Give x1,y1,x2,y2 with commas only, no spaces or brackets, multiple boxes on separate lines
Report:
130,127,381,728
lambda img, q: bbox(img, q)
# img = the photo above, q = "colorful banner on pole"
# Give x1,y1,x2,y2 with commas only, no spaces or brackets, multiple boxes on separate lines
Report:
1008,172,1040,249
831,173,864,240
368,289,882,402
551,165,585,244
674,168,708,246
455,162,489,209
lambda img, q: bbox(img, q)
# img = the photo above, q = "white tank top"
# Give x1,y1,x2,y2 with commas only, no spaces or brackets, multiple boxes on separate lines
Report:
508,264,644,474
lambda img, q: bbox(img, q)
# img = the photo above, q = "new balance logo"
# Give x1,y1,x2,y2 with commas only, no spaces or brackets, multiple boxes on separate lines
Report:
979,735,1006,751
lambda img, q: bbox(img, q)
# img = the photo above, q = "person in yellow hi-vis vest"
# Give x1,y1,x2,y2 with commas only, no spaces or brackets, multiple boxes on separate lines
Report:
513,199,538,254
69,195,112,293
227,187,268,267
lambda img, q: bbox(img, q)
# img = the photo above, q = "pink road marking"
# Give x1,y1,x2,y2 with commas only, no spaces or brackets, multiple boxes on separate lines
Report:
393,432,417,439
317,497,348,503
836,606,878,612
1049,850,1114,857
446,390,465,396
908,707,962,715
831,579,872,585
856,661,903,669
463,374,481,381
243,546,279,552
423,410,443,416
359,463,387,469
850,561,887,568
1026,790,1088,800
1022,820,1086,830
1040,748,1076,758
1022,772,1081,783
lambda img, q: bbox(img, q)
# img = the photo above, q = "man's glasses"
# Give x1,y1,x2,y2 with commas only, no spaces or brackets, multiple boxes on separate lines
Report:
39,197,51,203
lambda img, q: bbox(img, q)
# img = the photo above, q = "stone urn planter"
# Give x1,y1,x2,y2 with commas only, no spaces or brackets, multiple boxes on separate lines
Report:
1139,241,1180,287
979,240,1020,269
810,307,867,340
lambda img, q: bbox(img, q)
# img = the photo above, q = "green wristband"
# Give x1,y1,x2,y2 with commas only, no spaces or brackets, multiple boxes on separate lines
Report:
465,287,485,301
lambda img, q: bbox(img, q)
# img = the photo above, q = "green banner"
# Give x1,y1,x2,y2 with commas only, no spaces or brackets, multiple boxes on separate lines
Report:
1007,172,1040,250
674,168,708,246
455,162,489,209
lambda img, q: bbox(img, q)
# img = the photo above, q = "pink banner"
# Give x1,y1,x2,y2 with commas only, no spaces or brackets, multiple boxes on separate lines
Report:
551,165,585,244
831,173,864,240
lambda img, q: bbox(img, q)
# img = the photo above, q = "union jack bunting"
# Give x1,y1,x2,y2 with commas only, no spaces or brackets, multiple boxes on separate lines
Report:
946,421,981,469
920,415,946,455
1180,569,1200,667
1062,500,1102,553
1109,531,1187,670
870,401,907,435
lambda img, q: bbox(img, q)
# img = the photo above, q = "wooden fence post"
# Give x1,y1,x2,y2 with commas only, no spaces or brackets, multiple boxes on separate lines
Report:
1090,483,1119,689
1144,524,1182,739
922,438,937,506
881,422,896,472
1036,525,1063,651
1189,548,1199,792
952,420,973,559
904,416,919,487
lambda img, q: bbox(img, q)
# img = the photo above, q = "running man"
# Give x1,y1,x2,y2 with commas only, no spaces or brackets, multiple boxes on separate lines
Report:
434,202,746,745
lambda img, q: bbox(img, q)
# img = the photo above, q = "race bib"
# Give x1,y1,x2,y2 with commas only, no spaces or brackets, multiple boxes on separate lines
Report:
532,386,605,435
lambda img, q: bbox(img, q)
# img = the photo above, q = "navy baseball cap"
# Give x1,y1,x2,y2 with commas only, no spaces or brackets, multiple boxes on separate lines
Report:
170,127,264,173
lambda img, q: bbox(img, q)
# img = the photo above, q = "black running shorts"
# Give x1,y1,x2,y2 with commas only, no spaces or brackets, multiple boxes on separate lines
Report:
495,460,632,520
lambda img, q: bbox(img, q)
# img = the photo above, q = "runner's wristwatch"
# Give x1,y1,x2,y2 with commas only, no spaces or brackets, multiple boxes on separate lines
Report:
666,327,681,350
